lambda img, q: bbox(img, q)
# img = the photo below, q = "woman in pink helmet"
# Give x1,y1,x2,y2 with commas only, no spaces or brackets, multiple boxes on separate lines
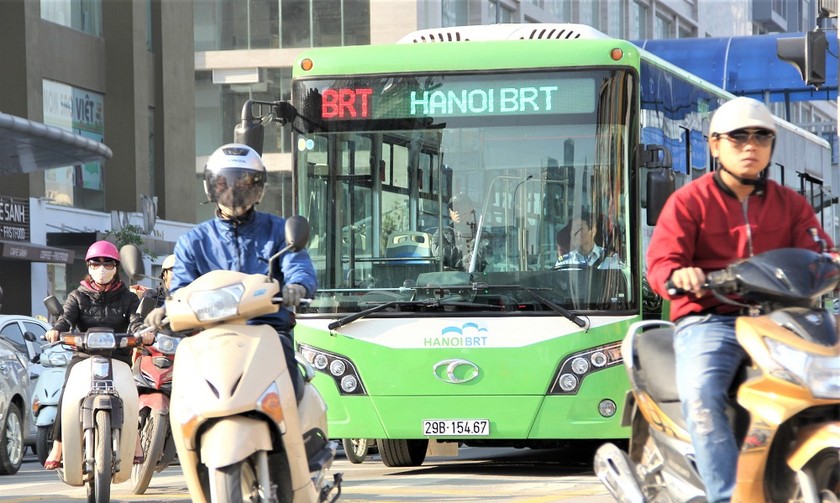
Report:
42,240,153,470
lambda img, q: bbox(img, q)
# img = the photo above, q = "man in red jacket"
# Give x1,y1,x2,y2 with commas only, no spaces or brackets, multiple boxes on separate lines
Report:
646,97,833,503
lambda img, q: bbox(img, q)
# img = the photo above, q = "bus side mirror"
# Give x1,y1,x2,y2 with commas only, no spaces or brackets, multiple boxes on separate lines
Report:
234,100,265,155
639,144,674,226
646,169,675,226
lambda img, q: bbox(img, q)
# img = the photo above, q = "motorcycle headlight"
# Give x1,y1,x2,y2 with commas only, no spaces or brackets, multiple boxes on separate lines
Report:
91,356,111,378
187,284,245,322
86,332,116,349
766,338,840,399
155,334,180,354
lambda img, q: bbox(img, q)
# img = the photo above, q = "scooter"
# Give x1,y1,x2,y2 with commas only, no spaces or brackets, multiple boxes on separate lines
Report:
125,216,341,502
26,335,72,467
129,328,180,494
594,247,840,502
44,295,141,503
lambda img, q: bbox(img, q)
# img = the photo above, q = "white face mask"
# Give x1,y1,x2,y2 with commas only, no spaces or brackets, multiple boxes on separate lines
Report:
89,266,117,285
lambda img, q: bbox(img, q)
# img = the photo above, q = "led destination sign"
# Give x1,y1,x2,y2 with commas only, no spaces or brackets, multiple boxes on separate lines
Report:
311,74,595,121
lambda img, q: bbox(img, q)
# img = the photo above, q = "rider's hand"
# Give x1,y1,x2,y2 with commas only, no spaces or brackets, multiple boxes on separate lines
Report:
144,306,167,331
669,267,706,295
45,329,60,343
281,284,307,307
140,331,155,345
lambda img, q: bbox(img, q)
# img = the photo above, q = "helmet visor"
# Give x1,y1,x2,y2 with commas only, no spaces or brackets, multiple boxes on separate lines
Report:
204,167,266,210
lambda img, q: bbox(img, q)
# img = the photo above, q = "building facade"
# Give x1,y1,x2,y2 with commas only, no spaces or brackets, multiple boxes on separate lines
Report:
0,0,196,317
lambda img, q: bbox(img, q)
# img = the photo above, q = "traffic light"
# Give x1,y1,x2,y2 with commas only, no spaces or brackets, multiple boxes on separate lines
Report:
776,30,828,88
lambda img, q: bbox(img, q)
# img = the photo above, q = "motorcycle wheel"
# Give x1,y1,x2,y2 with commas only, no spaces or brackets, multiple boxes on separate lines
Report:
87,410,111,503
342,438,369,464
378,439,428,467
0,403,24,475
799,448,840,502
131,410,168,494
36,425,53,467
210,457,260,503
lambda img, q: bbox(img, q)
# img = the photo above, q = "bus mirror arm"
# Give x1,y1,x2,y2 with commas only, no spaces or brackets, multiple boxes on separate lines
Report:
234,99,321,154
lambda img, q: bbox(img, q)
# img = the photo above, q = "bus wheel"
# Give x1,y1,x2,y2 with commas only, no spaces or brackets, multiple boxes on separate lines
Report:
378,439,427,467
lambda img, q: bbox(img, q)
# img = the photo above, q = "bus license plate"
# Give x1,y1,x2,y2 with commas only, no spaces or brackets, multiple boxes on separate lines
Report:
422,419,490,436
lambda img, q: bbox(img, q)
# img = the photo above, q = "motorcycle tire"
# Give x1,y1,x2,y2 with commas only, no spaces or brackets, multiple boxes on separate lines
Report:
799,448,840,501
131,410,169,494
36,425,53,468
342,438,369,464
0,403,24,475
378,439,428,467
87,410,111,503
210,456,260,503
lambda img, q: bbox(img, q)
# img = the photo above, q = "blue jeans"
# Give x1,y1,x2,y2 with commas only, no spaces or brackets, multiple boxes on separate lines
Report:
674,314,747,503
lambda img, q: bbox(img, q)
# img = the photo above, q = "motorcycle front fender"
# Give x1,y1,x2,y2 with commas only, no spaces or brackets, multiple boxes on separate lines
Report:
787,422,840,471
199,416,272,470
34,406,57,427
139,392,170,414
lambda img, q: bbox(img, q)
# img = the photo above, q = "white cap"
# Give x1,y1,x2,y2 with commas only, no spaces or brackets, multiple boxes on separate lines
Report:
709,97,776,135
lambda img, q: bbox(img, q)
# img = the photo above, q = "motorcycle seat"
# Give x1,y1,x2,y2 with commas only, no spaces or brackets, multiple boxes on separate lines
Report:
634,327,680,402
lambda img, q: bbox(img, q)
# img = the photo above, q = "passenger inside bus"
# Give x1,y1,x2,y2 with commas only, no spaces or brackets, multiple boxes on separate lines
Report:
431,192,487,272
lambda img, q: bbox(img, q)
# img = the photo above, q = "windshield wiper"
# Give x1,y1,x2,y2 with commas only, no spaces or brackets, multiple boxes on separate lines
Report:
470,283,588,329
328,300,447,331
327,284,587,331
328,299,505,331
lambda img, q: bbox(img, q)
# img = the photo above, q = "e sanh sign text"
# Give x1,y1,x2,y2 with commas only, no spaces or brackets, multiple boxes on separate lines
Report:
0,196,29,241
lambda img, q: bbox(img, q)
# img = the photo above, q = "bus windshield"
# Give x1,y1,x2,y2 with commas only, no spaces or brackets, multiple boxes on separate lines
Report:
295,69,636,314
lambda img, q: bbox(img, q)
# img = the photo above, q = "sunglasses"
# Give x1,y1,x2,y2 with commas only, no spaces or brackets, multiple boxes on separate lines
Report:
88,260,117,270
717,129,775,148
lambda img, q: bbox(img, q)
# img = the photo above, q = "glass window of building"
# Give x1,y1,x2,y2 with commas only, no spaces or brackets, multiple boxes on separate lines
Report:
578,0,600,29
630,1,648,39
654,12,672,39
195,0,368,50
488,0,513,23
442,0,469,27
196,68,292,156
42,80,106,210
41,0,102,36
546,0,572,21
606,1,625,37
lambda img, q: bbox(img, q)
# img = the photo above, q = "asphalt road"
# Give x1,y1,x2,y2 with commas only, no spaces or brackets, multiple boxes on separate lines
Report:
0,444,617,502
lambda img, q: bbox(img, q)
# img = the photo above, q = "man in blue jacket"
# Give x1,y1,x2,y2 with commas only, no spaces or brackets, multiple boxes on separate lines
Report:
146,143,317,399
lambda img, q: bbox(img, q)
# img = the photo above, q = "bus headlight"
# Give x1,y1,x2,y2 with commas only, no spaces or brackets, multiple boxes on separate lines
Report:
299,344,367,396
548,341,623,395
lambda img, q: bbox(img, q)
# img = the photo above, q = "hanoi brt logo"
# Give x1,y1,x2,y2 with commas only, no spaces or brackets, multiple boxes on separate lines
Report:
424,322,488,348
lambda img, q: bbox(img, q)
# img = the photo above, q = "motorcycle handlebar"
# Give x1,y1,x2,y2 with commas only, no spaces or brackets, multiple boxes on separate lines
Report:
665,269,736,297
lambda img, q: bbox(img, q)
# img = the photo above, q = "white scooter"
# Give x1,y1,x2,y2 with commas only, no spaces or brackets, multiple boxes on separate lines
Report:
125,216,341,502
44,296,141,503
25,329,72,467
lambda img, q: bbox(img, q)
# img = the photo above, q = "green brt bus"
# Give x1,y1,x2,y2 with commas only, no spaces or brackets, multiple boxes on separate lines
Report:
236,23,832,467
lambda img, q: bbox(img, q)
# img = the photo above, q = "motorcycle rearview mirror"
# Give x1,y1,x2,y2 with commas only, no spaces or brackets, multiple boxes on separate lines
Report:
137,296,156,319
119,244,145,282
267,216,311,281
285,215,311,251
44,295,63,317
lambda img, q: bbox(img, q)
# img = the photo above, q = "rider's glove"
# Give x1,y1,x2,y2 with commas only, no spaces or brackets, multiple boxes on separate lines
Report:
144,306,167,332
281,284,307,307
